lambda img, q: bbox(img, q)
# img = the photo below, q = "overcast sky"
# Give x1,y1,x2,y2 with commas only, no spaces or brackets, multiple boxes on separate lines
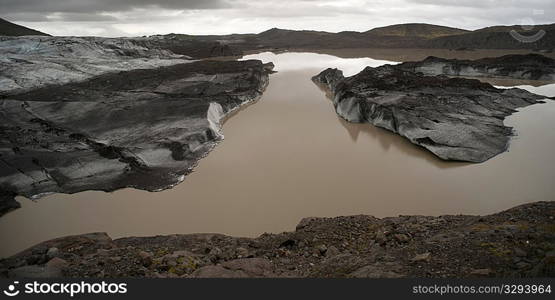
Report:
2,0,553,36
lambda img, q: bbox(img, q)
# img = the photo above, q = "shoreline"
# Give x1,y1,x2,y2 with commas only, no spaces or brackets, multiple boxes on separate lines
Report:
0,58,273,217
2,201,553,278
2,50,554,261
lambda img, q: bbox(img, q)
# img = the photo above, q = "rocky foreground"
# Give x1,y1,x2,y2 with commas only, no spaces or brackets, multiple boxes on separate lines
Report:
312,64,547,163
1,201,553,278
398,54,555,80
0,37,273,216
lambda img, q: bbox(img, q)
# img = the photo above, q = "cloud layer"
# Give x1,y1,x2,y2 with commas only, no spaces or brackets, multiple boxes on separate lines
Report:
2,0,553,36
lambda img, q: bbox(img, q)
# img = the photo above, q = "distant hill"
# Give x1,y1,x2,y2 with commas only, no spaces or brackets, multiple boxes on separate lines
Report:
155,22,555,55
258,28,331,39
365,23,469,38
254,28,340,48
0,17,50,36
475,24,555,33
426,24,555,50
289,24,550,50
239,23,554,50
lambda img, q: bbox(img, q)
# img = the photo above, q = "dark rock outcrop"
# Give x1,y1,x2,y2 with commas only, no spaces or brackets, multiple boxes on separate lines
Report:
312,64,546,163
0,59,274,216
398,54,555,80
0,18,50,36
1,201,553,278
147,34,242,59
0,36,188,94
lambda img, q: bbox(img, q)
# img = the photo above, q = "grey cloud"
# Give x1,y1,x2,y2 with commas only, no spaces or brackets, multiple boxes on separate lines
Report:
2,0,554,37
1,0,233,14
404,0,502,8
2,12,118,22
3,12,50,22
46,13,120,22
405,0,553,9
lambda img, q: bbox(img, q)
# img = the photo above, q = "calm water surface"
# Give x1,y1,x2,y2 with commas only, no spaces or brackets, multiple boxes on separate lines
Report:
1,51,554,257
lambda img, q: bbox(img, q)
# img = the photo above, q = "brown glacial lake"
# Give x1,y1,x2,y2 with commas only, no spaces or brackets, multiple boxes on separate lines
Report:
1,51,554,257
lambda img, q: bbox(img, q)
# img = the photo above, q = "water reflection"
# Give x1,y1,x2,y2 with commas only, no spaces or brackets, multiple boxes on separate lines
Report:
303,48,555,65
314,71,471,169
334,110,471,169
243,51,398,76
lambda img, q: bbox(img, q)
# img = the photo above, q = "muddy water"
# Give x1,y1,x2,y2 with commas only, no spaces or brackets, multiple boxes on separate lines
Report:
1,51,554,257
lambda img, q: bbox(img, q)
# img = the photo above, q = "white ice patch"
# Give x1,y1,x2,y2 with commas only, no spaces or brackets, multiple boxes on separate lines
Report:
207,102,225,139
0,36,190,93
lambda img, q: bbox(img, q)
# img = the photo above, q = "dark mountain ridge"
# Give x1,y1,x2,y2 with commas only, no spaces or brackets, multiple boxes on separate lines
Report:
0,17,50,36
365,23,469,38
157,23,554,54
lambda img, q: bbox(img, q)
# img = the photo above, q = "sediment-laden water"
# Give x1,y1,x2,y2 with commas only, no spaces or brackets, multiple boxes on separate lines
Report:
1,51,554,257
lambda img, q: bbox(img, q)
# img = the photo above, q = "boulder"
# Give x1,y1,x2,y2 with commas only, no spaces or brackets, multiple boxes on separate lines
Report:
350,263,405,278
193,258,275,278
